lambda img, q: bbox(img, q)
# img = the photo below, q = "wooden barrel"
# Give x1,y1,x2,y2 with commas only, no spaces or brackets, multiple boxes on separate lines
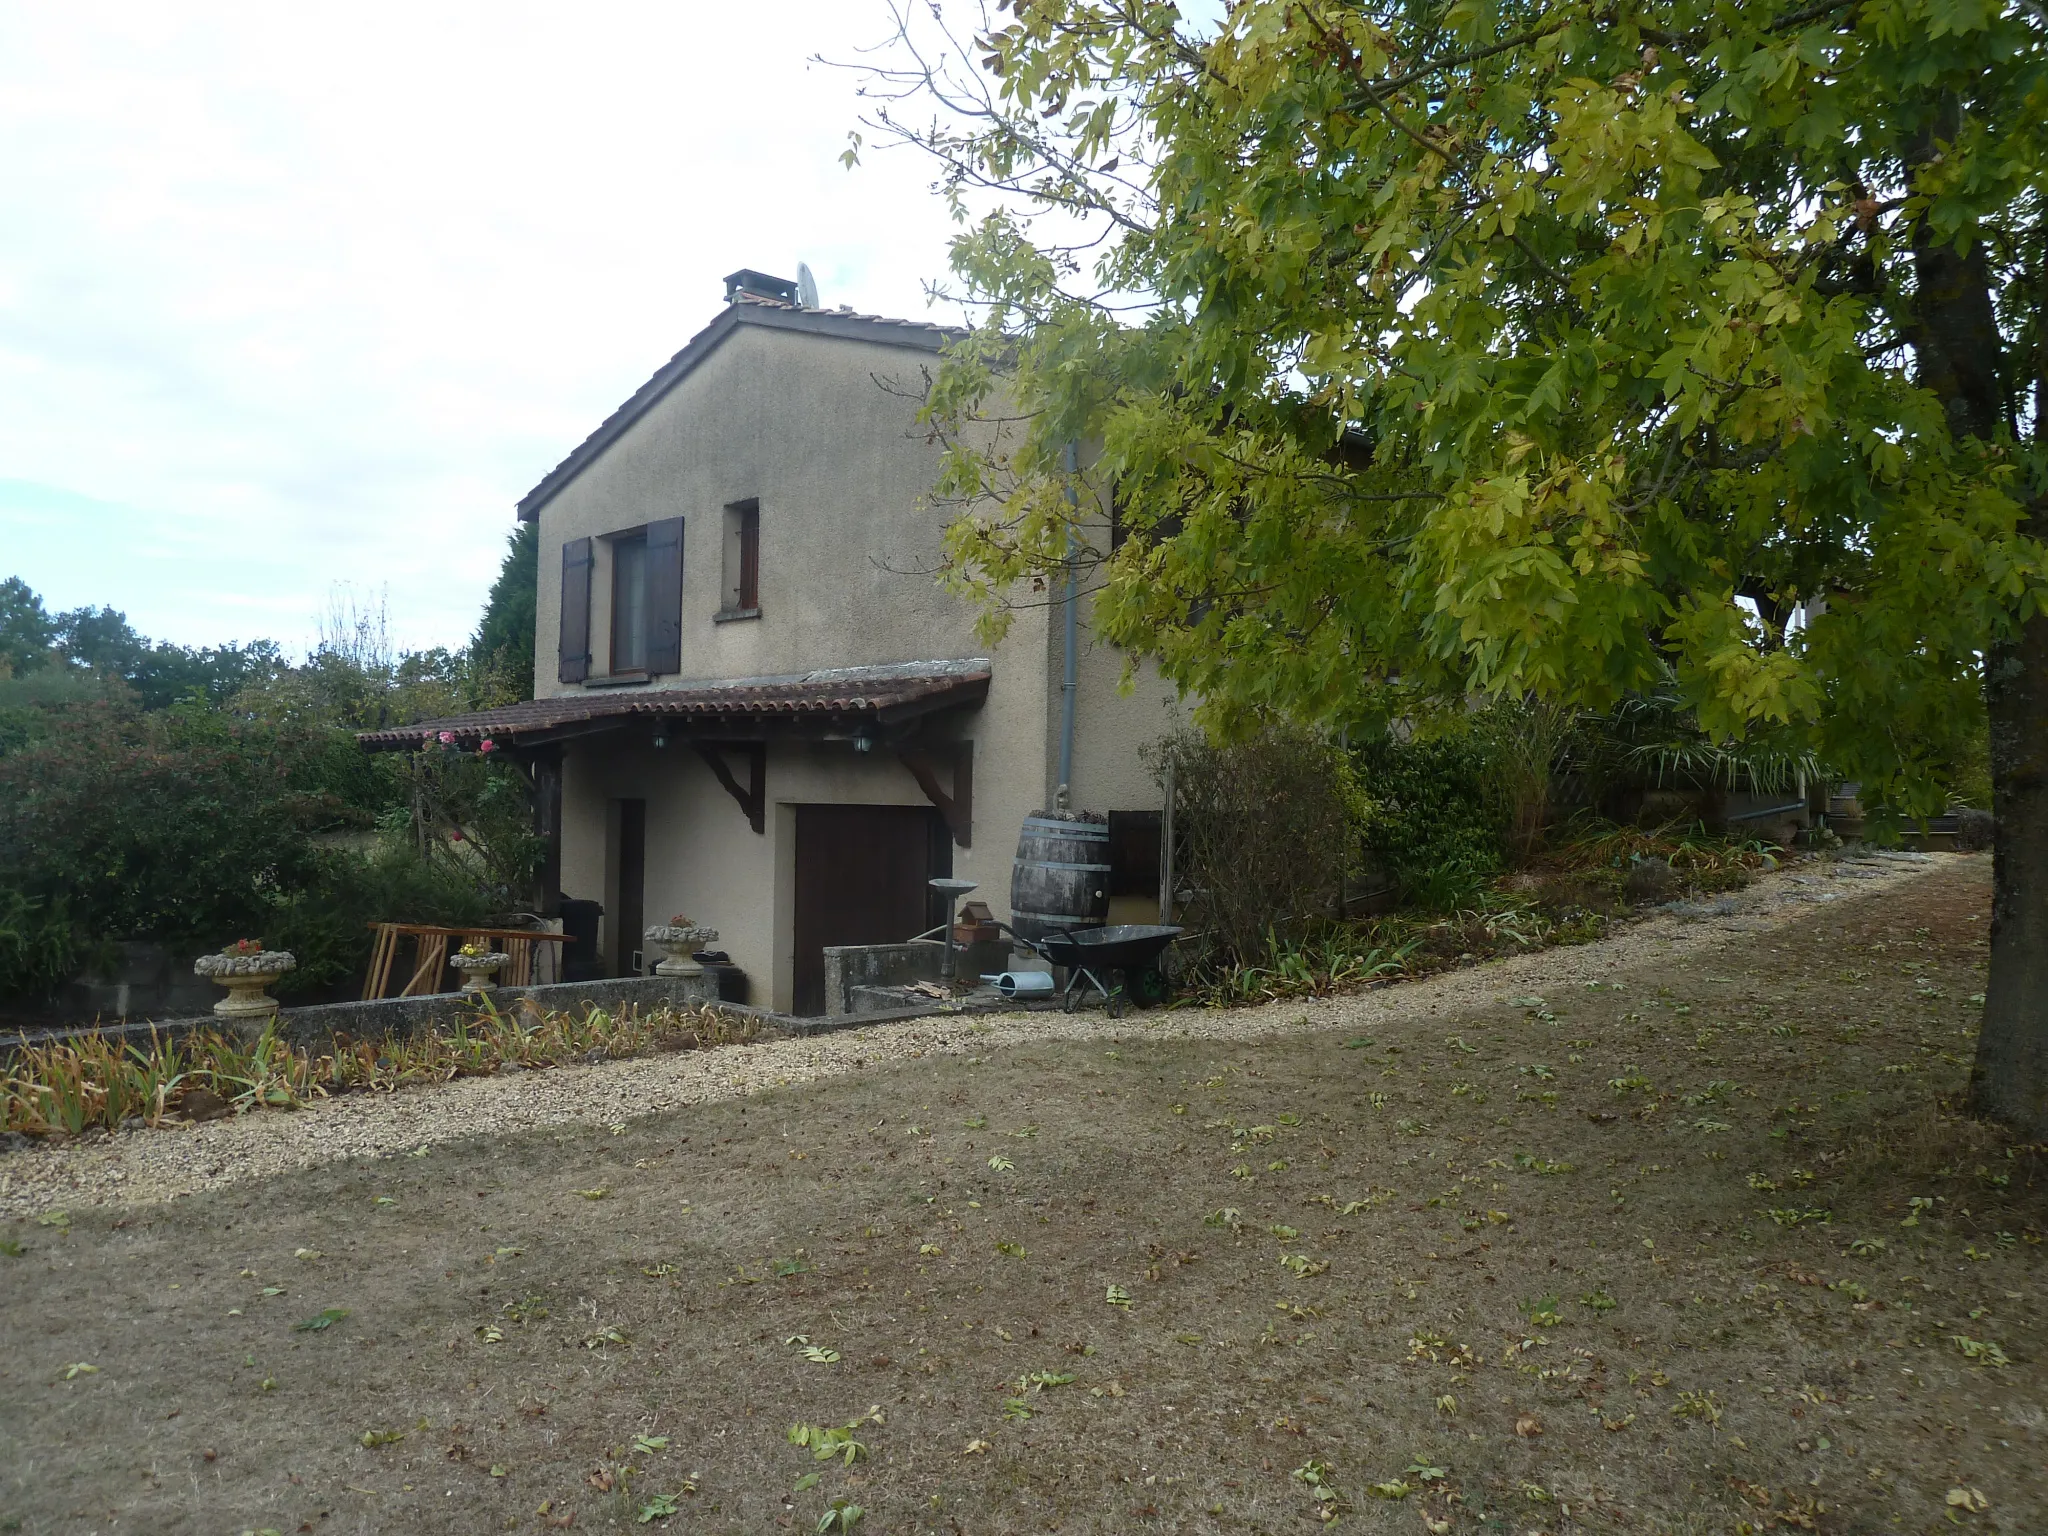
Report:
1010,812,1111,944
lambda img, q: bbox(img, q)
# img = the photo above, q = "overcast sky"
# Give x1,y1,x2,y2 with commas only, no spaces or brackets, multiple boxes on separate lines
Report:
0,2,980,654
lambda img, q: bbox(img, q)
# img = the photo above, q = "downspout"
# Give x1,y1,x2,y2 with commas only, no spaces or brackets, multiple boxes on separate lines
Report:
1055,439,1080,810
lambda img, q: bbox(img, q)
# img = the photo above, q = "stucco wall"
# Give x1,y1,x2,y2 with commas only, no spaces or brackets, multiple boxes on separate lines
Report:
532,321,1004,692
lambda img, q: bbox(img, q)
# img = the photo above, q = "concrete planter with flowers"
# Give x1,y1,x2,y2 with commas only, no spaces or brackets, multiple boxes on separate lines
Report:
192,940,296,1026
645,918,719,977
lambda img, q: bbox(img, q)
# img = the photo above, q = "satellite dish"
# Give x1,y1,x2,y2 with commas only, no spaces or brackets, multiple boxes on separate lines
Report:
796,262,819,310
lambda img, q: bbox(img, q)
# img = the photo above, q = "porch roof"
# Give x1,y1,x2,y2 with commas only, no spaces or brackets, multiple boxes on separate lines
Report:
355,658,992,752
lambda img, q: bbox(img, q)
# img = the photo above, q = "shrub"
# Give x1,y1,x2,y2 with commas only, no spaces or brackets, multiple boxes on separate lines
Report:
1351,726,1506,909
0,701,372,1001
1149,724,1365,965
266,843,500,998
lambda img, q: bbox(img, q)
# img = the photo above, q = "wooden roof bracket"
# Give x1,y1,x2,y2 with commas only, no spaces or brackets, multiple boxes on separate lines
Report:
695,741,766,834
899,741,973,847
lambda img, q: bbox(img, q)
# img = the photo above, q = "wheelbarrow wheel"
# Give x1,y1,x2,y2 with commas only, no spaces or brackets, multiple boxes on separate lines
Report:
1127,966,1172,1008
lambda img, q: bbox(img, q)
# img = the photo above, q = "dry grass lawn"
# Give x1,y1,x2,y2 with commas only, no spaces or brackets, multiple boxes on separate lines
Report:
2,858,2043,1536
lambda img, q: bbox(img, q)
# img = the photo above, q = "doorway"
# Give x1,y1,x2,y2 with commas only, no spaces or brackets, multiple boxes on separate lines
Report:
792,804,950,1015
614,798,646,976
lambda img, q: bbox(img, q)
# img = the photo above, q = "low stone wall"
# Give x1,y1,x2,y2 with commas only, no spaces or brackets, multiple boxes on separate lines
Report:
821,939,1015,1017
2,974,721,1058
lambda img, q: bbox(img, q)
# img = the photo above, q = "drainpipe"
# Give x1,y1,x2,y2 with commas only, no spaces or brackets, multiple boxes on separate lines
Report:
1056,440,1079,810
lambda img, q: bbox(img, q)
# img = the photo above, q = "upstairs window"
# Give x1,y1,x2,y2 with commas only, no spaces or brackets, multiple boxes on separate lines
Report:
580,516,681,679
611,531,649,673
720,499,760,617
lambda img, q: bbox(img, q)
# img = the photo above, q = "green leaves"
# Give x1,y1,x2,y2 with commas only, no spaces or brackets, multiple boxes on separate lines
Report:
292,1308,348,1332
884,0,2047,829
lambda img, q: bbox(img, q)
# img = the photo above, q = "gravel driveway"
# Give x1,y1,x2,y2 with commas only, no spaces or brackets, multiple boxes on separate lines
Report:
0,851,1948,1220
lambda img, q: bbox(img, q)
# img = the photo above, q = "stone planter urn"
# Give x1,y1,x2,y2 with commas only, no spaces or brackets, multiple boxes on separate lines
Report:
645,923,718,978
192,945,296,1021
450,951,509,994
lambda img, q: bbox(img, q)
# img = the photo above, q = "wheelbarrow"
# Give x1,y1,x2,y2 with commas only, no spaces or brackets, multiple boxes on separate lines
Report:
1027,924,1183,1016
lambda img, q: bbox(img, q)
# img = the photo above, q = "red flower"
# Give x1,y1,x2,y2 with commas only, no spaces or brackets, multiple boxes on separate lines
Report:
479,738,497,754
438,730,456,745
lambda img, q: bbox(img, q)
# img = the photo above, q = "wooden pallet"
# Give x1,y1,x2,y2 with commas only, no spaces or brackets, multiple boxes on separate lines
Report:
361,924,567,1000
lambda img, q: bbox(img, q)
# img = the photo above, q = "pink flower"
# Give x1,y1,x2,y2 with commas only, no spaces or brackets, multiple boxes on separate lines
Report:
479,738,497,754
438,730,456,745
449,828,465,842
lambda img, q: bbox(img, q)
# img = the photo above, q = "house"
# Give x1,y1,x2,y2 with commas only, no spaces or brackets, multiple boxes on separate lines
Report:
360,270,1182,1013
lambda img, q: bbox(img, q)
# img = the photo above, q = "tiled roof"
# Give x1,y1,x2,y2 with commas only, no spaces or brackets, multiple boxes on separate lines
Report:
515,297,973,522
355,658,992,750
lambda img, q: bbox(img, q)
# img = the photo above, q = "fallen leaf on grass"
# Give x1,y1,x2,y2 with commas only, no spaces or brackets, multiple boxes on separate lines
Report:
1515,1414,1543,1438
1952,1336,2011,1368
1946,1487,1990,1513
582,1327,630,1349
359,1429,404,1447
1105,1285,1132,1310
61,1363,98,1380
963,1439,991,1455
293,1309,349,1332
987,1155,1015,1173
632,1435,669,1454
636,1492,684,1522
573,1188,610,1201
293,1248,321,1261
372,1196,398,1207
35,1210,69,1228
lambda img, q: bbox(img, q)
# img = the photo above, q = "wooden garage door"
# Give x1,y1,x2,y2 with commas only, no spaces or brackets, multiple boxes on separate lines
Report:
793,804,950,1016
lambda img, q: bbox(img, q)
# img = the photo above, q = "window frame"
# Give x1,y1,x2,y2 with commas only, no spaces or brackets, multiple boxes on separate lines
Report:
609,528,651,675
718,498,762,620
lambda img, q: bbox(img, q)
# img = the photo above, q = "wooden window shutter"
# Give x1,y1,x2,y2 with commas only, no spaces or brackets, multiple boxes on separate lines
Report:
558,536,593,683
644,516,684,676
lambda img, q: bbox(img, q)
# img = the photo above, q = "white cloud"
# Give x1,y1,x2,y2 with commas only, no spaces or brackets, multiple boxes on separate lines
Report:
0,1,975,652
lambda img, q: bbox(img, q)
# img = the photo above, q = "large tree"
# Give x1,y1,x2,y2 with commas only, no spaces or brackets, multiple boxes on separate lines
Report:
858,0,2048,1130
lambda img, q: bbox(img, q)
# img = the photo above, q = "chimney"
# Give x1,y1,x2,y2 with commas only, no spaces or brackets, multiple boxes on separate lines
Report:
723,269,800,306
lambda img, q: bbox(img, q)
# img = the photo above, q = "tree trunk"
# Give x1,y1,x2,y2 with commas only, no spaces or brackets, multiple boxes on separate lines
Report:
1898,105,2045,1133
1907,135,2048,1135
1979,607,2048,1137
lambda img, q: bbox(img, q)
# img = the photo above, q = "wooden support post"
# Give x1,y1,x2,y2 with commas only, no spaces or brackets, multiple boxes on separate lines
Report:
532,748,564,916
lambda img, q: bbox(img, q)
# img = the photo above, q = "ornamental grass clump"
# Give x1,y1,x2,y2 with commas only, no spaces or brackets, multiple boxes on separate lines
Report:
1,1000,760,1138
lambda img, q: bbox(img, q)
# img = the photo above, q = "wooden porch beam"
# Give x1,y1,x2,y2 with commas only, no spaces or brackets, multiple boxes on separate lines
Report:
899,742,973,847
695,741,766,834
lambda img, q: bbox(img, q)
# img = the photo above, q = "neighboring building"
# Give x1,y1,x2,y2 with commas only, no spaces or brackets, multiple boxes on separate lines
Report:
361,271,1182,1013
